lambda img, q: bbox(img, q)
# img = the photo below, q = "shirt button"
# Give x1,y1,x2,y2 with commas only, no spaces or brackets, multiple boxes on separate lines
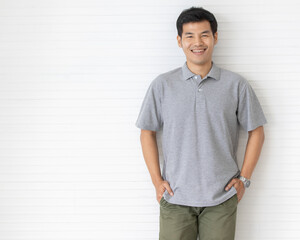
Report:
198,88,202,92
194,76,197,79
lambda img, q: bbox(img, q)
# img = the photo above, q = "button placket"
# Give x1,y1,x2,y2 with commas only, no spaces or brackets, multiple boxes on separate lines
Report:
198,79,206,92
191,76,206,94
198,83,203,92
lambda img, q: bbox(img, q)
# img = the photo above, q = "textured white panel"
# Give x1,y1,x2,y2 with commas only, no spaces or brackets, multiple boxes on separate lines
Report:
0,0,299,239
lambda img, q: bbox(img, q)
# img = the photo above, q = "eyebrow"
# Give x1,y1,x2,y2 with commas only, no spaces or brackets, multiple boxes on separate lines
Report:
184,30,211,35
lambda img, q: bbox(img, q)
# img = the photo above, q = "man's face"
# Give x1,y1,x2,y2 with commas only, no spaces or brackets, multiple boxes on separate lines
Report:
177,20,218,66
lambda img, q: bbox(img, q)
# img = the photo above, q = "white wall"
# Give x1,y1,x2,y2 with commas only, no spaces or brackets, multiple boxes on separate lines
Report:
0,0,299,239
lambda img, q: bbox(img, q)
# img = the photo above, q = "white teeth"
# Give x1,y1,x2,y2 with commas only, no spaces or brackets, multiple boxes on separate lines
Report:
192,49,205,52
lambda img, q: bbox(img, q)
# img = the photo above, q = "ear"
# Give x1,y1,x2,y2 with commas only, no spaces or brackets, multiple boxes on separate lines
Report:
213,32,218,45
177,35,182,48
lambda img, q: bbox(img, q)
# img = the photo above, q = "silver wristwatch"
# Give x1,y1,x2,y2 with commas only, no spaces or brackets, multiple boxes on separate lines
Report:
238,175,251,188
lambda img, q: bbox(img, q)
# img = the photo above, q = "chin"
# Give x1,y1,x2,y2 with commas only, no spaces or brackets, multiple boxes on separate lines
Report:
190,59,208,65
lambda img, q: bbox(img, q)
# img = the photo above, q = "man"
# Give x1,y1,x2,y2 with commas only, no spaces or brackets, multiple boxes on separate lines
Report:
135,6,267,240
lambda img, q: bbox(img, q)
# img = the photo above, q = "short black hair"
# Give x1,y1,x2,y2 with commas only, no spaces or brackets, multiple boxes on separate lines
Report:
176,7,218,38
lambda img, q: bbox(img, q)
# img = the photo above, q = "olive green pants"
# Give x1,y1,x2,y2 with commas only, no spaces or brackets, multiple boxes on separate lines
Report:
159,194,238,240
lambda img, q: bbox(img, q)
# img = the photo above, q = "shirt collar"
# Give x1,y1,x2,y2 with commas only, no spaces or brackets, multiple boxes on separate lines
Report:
182,61,221,81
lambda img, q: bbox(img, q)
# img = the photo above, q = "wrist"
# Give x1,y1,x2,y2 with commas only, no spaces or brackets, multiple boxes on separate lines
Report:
238,175,251,188
152,176,163,186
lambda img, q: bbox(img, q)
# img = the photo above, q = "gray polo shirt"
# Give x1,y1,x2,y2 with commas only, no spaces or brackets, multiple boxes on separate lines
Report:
135,61,267,207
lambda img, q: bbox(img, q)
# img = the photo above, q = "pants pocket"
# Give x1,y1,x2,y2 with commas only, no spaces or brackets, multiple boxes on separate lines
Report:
220,194,237,208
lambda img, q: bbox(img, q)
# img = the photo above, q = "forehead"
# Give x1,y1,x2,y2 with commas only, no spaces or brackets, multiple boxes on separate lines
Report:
182,20,212,33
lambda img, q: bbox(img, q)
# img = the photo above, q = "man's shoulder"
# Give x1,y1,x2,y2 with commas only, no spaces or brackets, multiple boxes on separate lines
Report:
154,65,182,83
218,65,248,87
219,65,246,80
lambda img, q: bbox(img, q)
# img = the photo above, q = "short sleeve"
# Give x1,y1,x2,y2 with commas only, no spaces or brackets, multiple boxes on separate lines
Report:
135,78,163,131
237,81,268,131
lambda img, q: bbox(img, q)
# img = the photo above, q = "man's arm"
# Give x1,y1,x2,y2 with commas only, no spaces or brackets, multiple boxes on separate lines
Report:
225,125,265,201
139,129,163,185
240,125,265,179
139,129,174,201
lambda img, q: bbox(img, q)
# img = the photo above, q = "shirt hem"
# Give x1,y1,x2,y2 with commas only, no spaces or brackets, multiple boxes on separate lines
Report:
163,190,237,207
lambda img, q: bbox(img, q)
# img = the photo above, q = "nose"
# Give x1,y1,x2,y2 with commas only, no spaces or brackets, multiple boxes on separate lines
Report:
194,36,204,46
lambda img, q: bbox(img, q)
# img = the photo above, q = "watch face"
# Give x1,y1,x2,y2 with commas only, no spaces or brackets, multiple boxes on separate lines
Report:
246,181,250,187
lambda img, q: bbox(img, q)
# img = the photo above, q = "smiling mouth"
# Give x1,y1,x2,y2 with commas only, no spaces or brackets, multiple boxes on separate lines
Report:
191,49,206,55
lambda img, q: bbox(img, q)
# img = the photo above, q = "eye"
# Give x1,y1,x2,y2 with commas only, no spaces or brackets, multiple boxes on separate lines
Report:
202,35,208,37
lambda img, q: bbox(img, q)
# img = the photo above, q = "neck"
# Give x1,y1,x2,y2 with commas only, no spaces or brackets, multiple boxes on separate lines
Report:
186,60,213,79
